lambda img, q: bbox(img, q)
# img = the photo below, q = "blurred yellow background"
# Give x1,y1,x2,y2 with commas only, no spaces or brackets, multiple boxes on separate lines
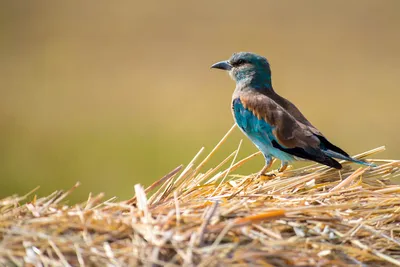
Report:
1,1,399,202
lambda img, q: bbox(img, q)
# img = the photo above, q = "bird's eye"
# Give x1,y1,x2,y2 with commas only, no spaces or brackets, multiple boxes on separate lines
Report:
232,59,246,67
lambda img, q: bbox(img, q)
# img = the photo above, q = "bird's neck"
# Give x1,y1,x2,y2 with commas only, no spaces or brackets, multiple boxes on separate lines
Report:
235,73,273,93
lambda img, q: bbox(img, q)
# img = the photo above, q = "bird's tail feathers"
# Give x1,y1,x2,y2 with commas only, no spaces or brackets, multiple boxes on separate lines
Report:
323,149,376,167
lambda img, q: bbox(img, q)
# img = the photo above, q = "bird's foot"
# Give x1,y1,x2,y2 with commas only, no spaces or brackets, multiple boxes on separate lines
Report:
258,163,290,181
278,162,289,173
256,160,274,180
258,170,278,181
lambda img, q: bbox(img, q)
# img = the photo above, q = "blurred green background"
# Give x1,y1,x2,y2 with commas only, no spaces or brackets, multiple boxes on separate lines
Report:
1,1,399,202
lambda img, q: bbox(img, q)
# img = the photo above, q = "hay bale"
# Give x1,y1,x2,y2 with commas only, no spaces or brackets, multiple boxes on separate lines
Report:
1,126,399,266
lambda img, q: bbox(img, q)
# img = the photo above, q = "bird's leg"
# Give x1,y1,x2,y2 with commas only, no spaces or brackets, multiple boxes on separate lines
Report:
257,155,273,178
278,161,288,173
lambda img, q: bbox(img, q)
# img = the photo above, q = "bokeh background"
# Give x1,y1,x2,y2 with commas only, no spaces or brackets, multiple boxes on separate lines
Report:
1,1,399,202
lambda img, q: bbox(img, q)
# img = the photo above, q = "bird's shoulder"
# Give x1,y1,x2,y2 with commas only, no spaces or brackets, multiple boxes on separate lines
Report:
232,91,294,126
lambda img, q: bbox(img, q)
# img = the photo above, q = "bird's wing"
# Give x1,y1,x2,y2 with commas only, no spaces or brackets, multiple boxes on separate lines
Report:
237,92,342,169
267,91,320,133
266,91,350,157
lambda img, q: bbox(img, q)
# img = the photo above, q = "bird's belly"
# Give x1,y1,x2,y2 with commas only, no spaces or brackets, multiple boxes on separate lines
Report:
241,128,294,162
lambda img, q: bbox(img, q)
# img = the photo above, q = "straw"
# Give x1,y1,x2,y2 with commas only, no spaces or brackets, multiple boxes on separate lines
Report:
0,127,399,266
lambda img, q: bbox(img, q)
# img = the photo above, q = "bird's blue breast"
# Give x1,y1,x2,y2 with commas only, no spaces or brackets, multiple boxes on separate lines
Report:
232,98,294,162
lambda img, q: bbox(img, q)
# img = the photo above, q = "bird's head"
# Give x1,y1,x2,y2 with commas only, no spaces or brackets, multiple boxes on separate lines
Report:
211,52,272,88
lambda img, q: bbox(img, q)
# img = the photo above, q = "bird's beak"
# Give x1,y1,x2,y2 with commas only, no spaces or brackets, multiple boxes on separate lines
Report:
210,60,232,71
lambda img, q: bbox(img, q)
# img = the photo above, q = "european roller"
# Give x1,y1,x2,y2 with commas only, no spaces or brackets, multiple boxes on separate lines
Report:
211,52,373,175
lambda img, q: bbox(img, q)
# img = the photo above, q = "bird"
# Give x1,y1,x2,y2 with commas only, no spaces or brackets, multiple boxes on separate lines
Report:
211,52,374,176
